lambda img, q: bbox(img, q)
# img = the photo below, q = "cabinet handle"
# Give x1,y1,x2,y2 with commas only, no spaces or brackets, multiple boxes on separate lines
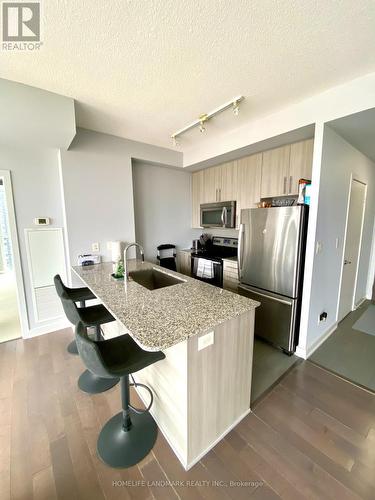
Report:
283,176,287,194
216,188,218,201
289,175,292,194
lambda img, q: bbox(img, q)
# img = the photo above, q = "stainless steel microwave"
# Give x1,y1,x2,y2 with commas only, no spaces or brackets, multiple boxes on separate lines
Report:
200,201,236,228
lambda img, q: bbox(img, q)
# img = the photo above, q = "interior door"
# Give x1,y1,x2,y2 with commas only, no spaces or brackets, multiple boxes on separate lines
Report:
338,179,366,320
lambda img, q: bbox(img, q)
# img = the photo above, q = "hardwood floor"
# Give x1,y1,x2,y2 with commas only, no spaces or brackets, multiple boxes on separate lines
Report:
1,328,375,499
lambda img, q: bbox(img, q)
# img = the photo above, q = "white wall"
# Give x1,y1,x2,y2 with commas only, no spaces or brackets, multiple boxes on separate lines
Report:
0,144,66,332
60,129,183,282
0,78,75,150
133,162,199,261
298,126,375,356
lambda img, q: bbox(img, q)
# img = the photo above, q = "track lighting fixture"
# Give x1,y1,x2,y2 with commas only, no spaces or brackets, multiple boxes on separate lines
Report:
170,95,244,146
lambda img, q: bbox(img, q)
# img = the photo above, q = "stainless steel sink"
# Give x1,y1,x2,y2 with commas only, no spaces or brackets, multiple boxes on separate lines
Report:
129,268,185,291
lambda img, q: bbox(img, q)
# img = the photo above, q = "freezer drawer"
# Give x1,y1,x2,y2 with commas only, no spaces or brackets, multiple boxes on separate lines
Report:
238,284,298,354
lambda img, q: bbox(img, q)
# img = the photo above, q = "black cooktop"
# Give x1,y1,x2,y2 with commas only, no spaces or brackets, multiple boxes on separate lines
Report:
191,236,238,262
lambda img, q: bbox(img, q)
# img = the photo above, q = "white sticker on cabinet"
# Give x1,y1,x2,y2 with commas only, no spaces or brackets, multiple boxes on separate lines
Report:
198,331,214,351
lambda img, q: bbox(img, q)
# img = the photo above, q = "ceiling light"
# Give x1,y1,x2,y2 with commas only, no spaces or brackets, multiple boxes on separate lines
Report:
199,114,208,133
170,95,244,145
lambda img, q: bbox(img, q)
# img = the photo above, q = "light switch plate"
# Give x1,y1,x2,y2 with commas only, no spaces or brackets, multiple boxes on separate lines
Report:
198,331,214,351
92,242,100,252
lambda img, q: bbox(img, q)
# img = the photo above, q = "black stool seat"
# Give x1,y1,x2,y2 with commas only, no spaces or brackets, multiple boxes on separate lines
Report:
65,286,96,303
78,304,115,328
54,279,119,394
96,335,165,377
54,274,96,355
75,322,165,468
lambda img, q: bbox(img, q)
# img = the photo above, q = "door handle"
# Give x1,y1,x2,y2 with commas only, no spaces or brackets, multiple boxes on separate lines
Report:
221,207,225,227
223,206,228,226
344,259,352,265
289,175,292,194
283,176,287,194
238,223,245,280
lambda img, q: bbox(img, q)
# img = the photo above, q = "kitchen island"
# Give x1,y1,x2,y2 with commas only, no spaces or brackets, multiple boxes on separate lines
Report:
73,260,259,470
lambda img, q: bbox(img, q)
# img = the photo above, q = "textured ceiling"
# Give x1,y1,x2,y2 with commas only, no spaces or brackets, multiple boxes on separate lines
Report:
1,0,375,150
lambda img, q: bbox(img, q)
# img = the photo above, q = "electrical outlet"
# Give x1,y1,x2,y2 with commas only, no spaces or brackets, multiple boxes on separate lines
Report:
319,312,328,323
92,242,100,252
316,241,323,254
198,331,214,351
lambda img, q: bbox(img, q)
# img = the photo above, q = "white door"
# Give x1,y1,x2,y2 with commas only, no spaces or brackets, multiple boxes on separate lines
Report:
338,179,366,320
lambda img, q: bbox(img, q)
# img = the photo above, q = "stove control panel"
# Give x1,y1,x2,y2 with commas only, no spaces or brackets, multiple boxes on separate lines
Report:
212,237,238,248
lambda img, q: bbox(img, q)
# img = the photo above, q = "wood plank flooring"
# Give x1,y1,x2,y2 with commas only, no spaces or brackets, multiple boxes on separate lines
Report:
1,328,375,499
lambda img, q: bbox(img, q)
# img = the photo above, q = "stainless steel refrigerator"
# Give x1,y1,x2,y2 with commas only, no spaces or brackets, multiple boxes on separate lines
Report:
238,206,308,354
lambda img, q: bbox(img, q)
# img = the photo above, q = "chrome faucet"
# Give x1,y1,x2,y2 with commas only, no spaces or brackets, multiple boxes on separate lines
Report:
123,242,144,280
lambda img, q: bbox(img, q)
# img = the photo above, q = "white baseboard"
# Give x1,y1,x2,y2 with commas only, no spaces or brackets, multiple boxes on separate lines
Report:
354,296,367,309
24,318,71,339
296,321,338,359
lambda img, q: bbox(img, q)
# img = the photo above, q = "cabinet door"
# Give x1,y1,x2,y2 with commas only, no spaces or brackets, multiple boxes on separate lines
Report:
288,139,314,195
236,153,262,227
203,166,222,203
177,251,191,276
192,171,204,228
261,145,290,198
219,161,236,202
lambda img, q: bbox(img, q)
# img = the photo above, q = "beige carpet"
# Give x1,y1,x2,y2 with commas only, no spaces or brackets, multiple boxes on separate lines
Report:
0,272,21,343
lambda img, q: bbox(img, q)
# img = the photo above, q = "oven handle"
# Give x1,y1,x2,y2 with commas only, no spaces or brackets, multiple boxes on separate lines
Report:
238,223,244,280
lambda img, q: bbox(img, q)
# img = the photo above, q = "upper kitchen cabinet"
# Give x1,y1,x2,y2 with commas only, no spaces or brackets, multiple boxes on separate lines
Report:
192,170,204,228
202,163,236,203
236,153,262,226
289,138,314,194
260,145,291,198
219,161,237,201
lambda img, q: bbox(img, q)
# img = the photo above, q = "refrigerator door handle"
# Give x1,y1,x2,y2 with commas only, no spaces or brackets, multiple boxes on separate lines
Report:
238,223,245,280
238,284,292,306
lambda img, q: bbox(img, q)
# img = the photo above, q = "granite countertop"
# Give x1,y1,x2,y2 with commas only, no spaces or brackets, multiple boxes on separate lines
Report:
72,260,259,352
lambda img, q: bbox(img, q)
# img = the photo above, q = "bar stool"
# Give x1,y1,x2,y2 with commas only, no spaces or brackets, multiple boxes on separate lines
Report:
75,321,165,468
54,274,96,355
58,292,120,394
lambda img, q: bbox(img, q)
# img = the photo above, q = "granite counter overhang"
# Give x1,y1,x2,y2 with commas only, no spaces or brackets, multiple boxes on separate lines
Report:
72,260,259,352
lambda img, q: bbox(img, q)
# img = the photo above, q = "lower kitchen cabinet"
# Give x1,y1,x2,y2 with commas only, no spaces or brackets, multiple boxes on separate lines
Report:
223,259,239,292
177,250,191,276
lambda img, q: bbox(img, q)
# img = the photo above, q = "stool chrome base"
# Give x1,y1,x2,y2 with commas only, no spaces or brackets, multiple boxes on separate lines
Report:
78,370,119,394
67,340,79,355
97,409,157,468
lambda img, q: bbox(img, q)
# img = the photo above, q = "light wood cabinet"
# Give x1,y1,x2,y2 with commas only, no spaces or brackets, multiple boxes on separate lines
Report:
261,145,291,198
223,259,239,292
177,250,191,276
192,170,204,228
191,139,314,229
236,153,262,227
289,138,313,194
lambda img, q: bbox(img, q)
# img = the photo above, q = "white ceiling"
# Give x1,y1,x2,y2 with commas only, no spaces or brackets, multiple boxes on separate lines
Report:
1,0,375,150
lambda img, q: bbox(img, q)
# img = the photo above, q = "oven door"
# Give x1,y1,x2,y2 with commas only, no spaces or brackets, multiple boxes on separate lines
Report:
191,256,223,287
200,201,236,228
